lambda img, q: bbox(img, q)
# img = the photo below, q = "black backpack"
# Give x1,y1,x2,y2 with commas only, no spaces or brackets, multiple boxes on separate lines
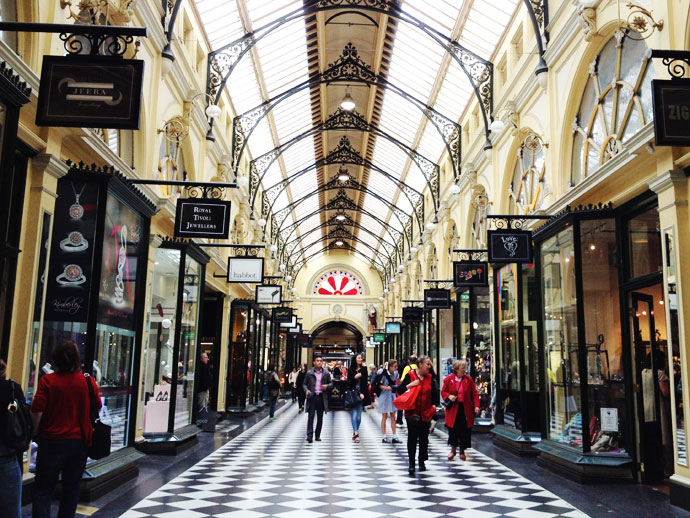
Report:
374,370,392,397
4,380,33,452
267,372,280,391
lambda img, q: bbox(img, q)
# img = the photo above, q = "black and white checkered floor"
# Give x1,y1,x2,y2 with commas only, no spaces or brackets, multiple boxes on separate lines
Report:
120,403,588,518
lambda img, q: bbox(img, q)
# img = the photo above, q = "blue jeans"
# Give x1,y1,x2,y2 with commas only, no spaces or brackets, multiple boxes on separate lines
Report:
33,439,87,518
0,457,22,518
269,395,278,417
351,403,363,432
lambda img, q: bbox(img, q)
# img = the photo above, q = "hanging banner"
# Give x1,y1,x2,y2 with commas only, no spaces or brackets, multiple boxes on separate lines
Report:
174,199,231,239
424,288,450,309
453,261,489,287
373,332,385,343
385,322,401,334
227,256,263,283
402,307,423,323
272,307,292,323
36,55,144,129
256,284,282,304
652,79,690,146
487,229,533,263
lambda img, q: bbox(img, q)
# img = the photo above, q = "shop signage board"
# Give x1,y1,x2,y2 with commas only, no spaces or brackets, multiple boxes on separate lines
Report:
272,307,292,323
373,332,386,343
385,322,401,334
652,79,690,146
297,334,311,347
174,199,231,239
280,316,297,328
453,261,489,287
227,256,263,283
402,307,423,323
287,323,302,335
36,55,144,129
256,284,282,304
487,229,533,263
424,288,451,309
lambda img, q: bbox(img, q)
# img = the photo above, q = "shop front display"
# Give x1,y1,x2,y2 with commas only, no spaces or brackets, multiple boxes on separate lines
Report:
492,262,541,453
137,241,207,453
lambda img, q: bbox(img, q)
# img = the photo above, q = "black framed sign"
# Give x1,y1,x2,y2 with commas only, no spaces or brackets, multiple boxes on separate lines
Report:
272,307,292,323
256,284,282,304
373,332,385,343
174,199,231,239
652,79,690,146
227,256,263,283
287,323,302,335
280,316,297,328
385,322,401,334
297,334,311,347
424,288,451,309
402,307,423,323
36,55,144,129
453,261,489,287
487,229,533,263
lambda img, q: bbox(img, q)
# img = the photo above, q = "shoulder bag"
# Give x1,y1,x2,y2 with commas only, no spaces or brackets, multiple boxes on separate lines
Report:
84,374,111,460
4,380,32,451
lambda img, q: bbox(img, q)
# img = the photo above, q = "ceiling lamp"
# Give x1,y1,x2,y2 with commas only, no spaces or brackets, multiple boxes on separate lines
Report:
335,240,344,246
336,214,346,221
339,89,356,111
410,246,418,254
258,218,267,227
285,275,292,281
450,183,461,195
338,171,350,182
398,264,404,272
279,264,286,271
490,119,506,134
425,221,437,231
237,176,249,188
269,244,278,252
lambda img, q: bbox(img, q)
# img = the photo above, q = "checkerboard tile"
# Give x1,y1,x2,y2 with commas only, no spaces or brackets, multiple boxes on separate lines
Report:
121,404,588,517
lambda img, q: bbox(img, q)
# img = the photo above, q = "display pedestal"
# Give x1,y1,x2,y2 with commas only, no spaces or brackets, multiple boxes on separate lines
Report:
473,417,494,433
135,424,199,455
669,474,690,512
535,440,633,482
492,424,541,455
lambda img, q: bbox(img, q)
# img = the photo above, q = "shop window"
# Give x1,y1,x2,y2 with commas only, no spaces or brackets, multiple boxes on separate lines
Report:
226,305,249,408
511,133,546,215
498,264,519,393
542,227,581,448
628,206,662,279
571,32,653,185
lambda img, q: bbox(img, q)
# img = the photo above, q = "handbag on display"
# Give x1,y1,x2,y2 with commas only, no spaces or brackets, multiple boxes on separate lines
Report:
84,373,111,460
4,380,33,451
344,389,362,408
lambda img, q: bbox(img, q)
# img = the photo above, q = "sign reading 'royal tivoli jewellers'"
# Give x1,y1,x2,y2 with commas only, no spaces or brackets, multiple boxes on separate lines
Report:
272,307,293,323
227,257,264,284
424,288,451,309
174,199,231,239
36,55,144,129
652,79,690,146
487,229,533,263
453,261,489,287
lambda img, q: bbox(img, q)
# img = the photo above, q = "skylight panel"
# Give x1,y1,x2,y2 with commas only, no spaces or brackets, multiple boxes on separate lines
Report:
247,0,303,25
403,0,459,34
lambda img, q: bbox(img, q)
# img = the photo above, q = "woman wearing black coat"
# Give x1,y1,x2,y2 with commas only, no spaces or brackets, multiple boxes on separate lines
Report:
295,364,307,413
0,359,25,518
347,353,371,443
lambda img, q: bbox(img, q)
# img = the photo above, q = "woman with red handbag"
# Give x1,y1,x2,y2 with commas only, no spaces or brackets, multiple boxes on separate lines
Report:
395,355,439,474
441,359,480,461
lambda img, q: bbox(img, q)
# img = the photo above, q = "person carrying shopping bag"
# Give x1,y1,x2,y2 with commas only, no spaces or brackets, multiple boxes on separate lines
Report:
441,359,479,461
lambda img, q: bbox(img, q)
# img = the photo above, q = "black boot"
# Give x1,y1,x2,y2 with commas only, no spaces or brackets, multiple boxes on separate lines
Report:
408,460,415,475
419,460,426,472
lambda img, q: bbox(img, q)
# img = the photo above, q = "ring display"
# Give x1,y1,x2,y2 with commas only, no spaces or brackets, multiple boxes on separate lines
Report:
56,264,87,287
59,231,89,252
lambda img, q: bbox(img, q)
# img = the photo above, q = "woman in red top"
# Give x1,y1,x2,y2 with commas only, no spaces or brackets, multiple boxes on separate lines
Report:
441,359,480,461
31,341,101,518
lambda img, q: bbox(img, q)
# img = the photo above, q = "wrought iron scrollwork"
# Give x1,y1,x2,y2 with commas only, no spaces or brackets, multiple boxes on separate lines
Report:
60,31,137,56
453,249,487,261
184,185,226,199
650,50,690,80
489,217,525,230
230,245,262,257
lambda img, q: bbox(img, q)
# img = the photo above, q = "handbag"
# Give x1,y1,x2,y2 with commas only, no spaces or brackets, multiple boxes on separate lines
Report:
84,374,111,460
393,382,420,411
4,380,32,451
344,389,361,408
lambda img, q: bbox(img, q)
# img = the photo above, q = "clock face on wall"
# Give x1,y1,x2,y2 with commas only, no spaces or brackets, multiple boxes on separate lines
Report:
313,270,362,296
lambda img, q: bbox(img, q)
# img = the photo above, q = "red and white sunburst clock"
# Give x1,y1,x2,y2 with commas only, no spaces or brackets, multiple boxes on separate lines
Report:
313,270,363,295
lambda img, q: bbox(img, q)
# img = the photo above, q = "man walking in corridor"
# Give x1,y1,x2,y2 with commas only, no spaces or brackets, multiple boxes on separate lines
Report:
303,354,332,443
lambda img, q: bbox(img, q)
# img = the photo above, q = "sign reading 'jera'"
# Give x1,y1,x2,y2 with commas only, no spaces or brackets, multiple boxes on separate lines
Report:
453,261,489,287
36,55,144,129
652,79,690,146
174,199,231,239
487,230,533,263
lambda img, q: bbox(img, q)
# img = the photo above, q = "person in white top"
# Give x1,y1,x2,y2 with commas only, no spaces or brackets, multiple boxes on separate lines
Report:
288,367,299,402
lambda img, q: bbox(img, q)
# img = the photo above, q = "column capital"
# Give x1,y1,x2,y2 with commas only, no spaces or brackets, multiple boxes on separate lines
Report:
649,169,687,195
32,154,69,180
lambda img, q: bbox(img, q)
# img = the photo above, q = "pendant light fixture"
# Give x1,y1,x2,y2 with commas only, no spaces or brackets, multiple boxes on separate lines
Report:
339,86,355,111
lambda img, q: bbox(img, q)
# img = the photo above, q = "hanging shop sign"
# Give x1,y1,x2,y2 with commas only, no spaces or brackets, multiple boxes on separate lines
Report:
373,332,386,343
226,256,263,283
402,307,423,323
424,288,451,309
256,284,282,304
272,307,293,323
652,79,690,146
174,199,231,239
487,230,533,263
297,334,312,347
287,323,302,335
385,322,401,334
36,55,144,129
453,261,489,288
280,316,297,328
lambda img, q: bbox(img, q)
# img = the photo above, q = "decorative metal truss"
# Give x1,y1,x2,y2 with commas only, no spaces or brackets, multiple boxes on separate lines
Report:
228,43,460,181
291,241,387,283
299,226,392,264
523,0,549,75
249,108,440,211
206,1,493,147
262,136,424,234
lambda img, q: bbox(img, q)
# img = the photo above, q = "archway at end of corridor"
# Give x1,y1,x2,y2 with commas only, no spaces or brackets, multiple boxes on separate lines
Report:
307,320,365,369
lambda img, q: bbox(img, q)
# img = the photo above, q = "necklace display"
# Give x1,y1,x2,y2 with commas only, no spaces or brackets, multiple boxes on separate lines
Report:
114,225,127,304
69,182,86,220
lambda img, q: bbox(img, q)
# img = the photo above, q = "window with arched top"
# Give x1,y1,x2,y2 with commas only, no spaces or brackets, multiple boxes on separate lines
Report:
571,31,654,185
511,133,546,214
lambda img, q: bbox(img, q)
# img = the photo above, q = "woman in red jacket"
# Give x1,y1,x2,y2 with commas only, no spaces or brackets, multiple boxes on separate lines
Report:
31,340,101,518
441,359,479,461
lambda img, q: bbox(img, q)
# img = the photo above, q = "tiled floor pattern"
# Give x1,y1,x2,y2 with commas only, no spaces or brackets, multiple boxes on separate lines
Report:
120,404,588,518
